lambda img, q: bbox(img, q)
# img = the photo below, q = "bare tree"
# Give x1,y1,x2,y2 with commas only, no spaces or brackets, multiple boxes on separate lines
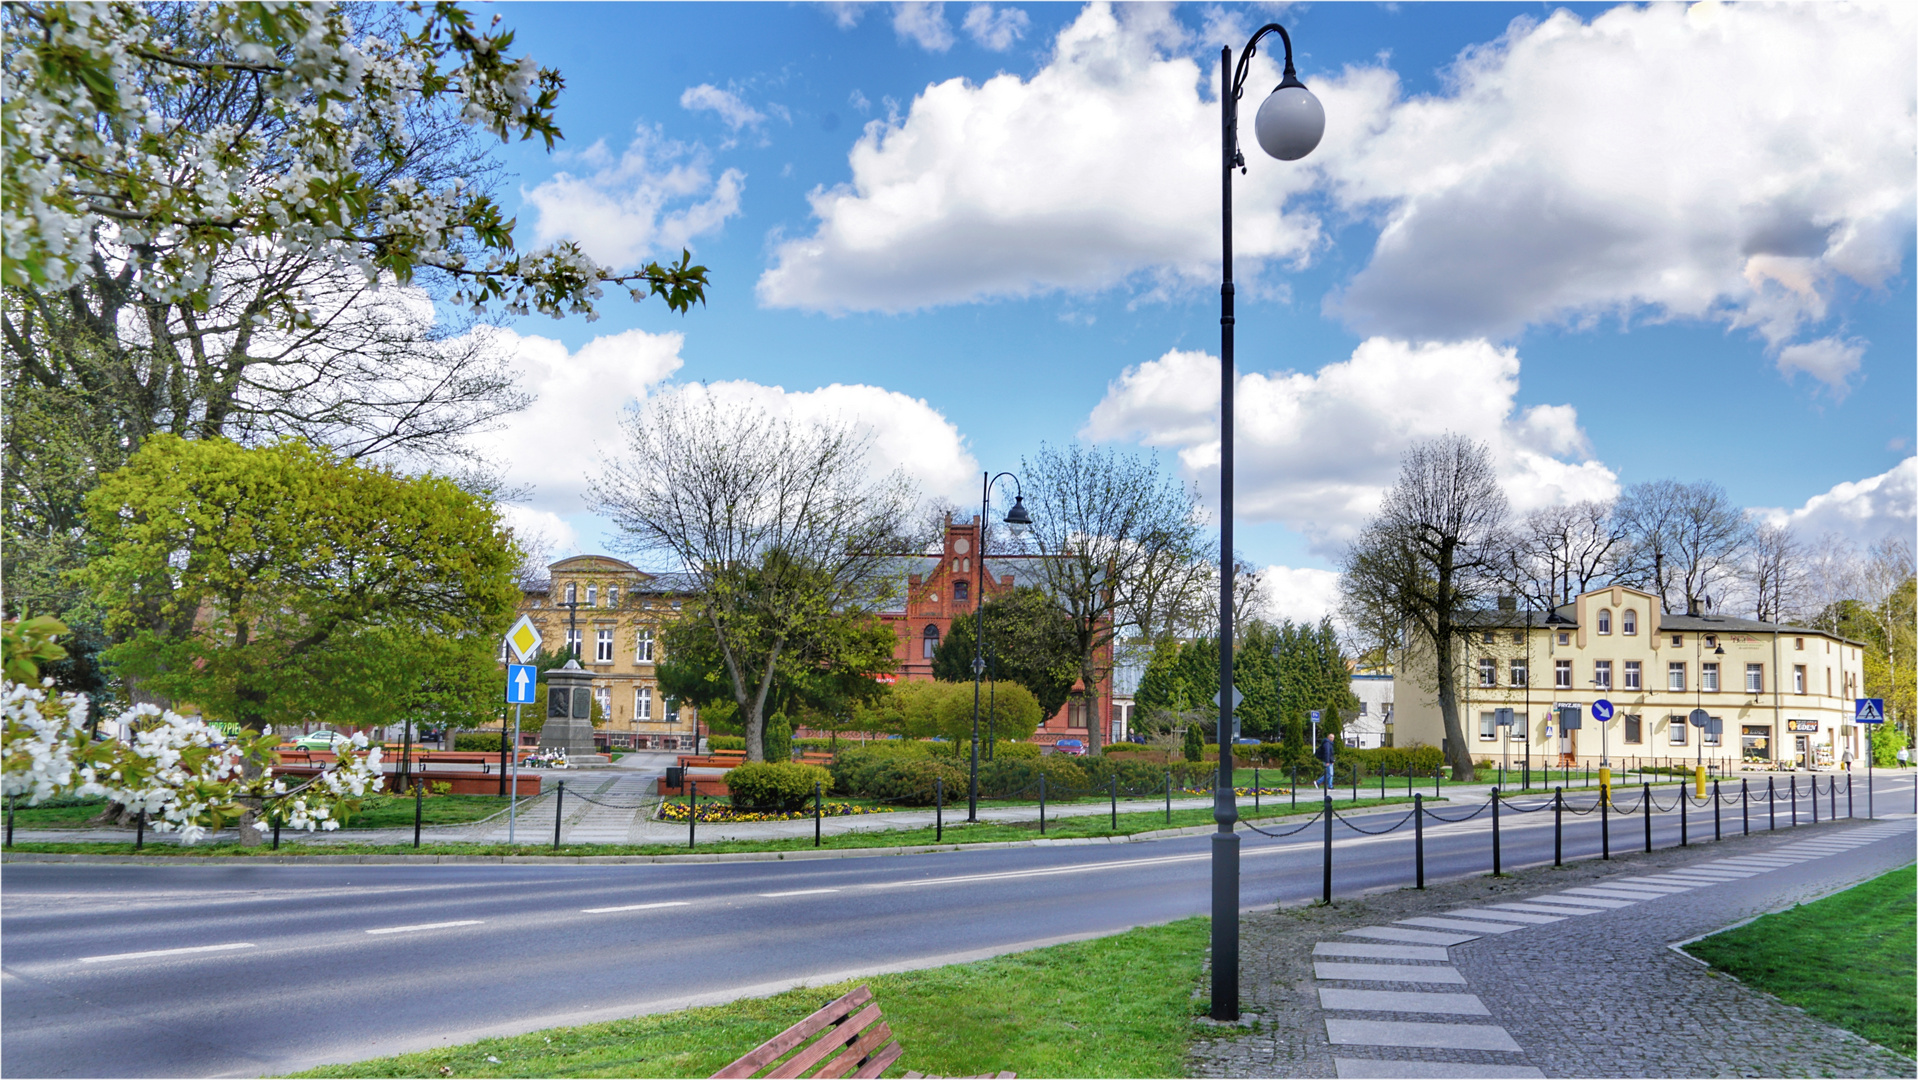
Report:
1018,444,1204,755
1614,480,1751,613
591,393,918,761
1340,435,1510,779
1740,523,1809,623
1508,500,1623,606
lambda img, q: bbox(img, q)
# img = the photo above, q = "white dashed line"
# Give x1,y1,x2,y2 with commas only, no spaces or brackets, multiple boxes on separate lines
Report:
80,942,255,964
581,901,692,914
758,888,840,898
366,920,483,935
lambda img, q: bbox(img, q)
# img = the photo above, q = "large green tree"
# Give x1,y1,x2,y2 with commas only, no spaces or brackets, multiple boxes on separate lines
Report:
851,680,1042,745
75,436,520,734
931,586,1079,718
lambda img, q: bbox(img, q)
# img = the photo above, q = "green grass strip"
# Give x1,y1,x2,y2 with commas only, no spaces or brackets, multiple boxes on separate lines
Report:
1685,863,1916,1057
6,794,518,831
289,917,1211,1078
1,796,1419,858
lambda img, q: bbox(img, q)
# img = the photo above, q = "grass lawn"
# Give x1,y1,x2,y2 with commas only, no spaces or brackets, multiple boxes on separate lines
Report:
1,795,1422,858
289,917,1210,1078
1685,863,1916,1057
6,794,508,830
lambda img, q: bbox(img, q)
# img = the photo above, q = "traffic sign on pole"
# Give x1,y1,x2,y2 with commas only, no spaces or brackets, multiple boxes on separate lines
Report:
506,664,537,705
1592,699,1614,722
504,615,543,663
1855,698,1886,724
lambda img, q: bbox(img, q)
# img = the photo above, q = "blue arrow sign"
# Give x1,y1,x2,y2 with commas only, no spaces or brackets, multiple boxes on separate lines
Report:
506,664,537,705
1855,698,1886,724
1591,699,1614,722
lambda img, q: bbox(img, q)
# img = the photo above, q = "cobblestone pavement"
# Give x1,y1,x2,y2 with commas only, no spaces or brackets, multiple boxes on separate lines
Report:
1189,815,1917,1079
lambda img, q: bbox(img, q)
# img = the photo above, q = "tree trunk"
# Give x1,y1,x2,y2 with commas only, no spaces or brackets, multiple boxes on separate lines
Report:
1081,656,1104,756
1435,630,1473,781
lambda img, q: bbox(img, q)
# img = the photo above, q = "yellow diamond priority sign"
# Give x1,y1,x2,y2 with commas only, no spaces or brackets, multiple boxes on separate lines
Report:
505,615,543,663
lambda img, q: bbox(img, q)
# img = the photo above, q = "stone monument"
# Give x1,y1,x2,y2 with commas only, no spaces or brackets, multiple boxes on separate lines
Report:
540,660,599,757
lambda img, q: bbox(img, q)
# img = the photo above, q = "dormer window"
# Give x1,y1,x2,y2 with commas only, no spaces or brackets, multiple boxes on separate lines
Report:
1621,610,1636,635
1597,609,1612,635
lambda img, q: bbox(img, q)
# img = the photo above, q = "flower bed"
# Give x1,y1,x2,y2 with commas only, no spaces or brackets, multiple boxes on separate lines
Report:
655,801,897,824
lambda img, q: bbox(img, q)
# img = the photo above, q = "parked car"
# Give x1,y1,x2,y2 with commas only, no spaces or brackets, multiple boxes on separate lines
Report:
292,730,351,751
1051,738,1087,756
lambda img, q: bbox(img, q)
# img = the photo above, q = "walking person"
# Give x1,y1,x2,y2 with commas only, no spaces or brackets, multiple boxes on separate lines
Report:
1316,732,1338,789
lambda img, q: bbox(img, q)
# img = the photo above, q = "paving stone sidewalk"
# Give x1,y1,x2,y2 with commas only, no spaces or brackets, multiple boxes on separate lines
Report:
1188,815,1917,1079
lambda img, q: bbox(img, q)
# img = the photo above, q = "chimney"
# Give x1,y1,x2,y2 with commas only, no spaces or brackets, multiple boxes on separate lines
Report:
1685,597,1700,617
1497,595,1516,612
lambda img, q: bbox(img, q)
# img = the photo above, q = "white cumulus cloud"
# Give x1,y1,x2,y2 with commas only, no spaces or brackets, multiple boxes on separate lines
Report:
1756,457,1917,550
758,2,1347,312
893,2,955,51
1322,1,1915,360
523,128,744,269
1083,337,1619,554
1258,565,1344,626
1775,336,1866,401
963,3,1030,51
679,84,768,130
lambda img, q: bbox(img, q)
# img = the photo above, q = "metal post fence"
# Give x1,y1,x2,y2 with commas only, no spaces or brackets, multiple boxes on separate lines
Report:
1742,778,1749,835
1713,779,1721,842
414,780,423,848
4,795,12,849
1322,792,1333,903
1846,772,1853,818
935,778,943,843
1643,783,1652,853
1680,783,1688,847
1600,785,1610,860
1111,776,1118,830
272,816,281,850
553,780,564,850
1831,775,1838,820
1436,766,1442,797
688,781,697,849
1491,787,1501,876
816,782,824,847
1769,776,1776,830
1039,773,1047,834
1254,766,1260,811
1812,777,1818,824
1554,787,1563,867
135,810,144,851
1166,772,1173,824
1413,793,1426,888
1291,765,1298,808
1350,761,1358,803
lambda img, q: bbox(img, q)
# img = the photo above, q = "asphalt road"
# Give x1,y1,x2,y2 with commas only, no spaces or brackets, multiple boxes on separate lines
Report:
4,772,1912,1079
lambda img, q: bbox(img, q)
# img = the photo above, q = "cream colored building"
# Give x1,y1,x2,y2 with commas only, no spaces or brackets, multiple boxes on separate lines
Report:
509,555,701,751
1396,586,1869,770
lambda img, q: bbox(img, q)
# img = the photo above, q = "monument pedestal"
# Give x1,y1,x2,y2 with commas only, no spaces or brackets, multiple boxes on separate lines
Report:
540,660,601,757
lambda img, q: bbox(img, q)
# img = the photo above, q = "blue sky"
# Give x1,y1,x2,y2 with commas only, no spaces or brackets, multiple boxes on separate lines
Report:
463,2,1916,619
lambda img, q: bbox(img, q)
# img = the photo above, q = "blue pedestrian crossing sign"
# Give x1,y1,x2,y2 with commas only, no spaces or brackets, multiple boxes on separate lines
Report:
1855,698,1886,724
1591,699,1614,722
506,664,538,705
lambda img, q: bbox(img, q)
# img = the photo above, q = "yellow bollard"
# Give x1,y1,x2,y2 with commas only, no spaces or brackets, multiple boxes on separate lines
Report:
1694,764,1707,799
1600,766,1612,807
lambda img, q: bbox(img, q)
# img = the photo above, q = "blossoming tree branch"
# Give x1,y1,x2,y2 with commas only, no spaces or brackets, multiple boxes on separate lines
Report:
3,617,382,843
1,1,708,319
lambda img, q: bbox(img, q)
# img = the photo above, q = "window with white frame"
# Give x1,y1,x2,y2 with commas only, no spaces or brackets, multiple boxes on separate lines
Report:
1793,665,1806,694
566,628,582,658
1480,711,1498,740
635,628,654,663
1358,701,1369,715
564,582,576,605
594,686,610,717
1746,663,1764,693
607,586,619,608
1555,659,1572,689
1593,660,1612,689
1668,662,1686,691
1558,632,1571,646
1597,609,1612,635
923,624,940,659
1702,662,1719,692
586,584,598,607
1670,715,1687,744
1623,660,1641,690
1479,658,1497,687
596,629,614,662
1622,610,1637,635
635,686,652,720
1511,659,1528,687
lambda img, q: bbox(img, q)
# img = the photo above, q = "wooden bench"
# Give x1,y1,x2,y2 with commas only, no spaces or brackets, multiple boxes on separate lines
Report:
711,985,902,1079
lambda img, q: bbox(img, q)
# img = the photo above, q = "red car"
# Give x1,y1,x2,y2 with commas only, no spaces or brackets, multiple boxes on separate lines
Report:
1051,738,1087,756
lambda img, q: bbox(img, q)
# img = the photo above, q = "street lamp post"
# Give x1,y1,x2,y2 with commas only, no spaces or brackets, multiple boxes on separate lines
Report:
1212,25,1324,1023
969,473,1032,823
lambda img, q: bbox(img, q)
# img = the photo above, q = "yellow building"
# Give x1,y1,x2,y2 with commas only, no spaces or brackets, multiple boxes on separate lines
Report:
1395,586,1869,771
510,555,701,751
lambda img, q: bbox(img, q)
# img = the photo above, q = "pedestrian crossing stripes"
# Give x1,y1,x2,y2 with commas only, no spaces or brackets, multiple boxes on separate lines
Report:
1319,817,1915,1076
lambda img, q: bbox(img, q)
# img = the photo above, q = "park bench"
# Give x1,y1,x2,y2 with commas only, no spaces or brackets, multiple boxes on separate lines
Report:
711,985,1013,1080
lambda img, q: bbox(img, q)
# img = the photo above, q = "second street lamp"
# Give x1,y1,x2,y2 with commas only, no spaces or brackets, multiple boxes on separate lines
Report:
969,474,1032,822
1211,24,1324,1023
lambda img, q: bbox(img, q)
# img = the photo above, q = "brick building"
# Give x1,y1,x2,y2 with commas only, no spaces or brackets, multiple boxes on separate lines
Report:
878,515,1114,747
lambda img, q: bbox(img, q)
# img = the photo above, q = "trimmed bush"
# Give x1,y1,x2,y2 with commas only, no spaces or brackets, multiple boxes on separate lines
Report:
725,762,832,811
832,753,968,806
1182,725,1204,762
708,735,746,752
455,733,503,752
765,714,793,762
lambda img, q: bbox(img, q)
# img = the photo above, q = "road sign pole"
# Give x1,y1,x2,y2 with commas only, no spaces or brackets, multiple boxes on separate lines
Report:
508,702,521,844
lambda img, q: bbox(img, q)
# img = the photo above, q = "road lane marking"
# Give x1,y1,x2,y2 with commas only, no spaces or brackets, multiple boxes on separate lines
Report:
80,942,255,964
867,850,1207,889
366,920,483,935
758,889,840,897
582,901,691,914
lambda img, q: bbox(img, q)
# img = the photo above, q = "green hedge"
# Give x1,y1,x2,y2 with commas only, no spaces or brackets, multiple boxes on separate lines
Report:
709,735,746,752
454,733,503,752
725,762,833,811
827,748,967,805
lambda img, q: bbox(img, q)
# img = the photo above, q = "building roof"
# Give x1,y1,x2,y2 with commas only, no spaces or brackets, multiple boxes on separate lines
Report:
1458,601,1857,645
